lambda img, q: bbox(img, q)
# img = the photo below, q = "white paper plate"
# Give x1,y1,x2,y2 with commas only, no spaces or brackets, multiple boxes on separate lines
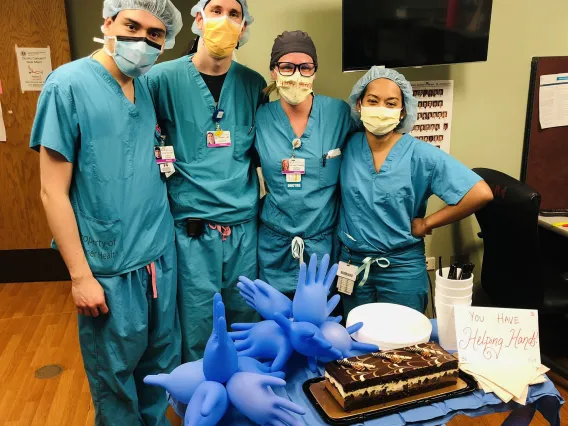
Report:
346,303,432,350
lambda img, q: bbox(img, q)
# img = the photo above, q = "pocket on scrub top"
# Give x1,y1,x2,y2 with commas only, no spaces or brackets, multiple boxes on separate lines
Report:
76,209,123,275
86,135,133,183
233,124,255,160
319,152,342,188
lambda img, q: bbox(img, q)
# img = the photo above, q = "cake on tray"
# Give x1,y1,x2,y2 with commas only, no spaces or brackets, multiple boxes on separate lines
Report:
324,342,458,411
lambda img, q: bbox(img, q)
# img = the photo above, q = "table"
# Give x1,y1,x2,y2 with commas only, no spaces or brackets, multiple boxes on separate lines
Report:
538,215,568,238
169,321,565,426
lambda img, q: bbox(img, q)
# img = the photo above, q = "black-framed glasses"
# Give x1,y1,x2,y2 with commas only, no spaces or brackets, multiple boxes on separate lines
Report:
276,62,318,77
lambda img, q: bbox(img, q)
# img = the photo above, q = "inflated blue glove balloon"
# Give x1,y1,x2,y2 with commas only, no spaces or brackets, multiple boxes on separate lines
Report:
273,313,342,362
237,356,286,379
226,372,306,426
144,359,205,404
292,253,340,326
230,320,294,373
237,276,292,320
184,381,229,426
203,293,238,384
318,321,379,363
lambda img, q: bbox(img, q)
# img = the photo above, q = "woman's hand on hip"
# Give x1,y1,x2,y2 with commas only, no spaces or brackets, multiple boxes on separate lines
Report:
411,218,432,238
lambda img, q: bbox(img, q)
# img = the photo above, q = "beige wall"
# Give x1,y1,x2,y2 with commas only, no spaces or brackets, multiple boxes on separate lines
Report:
64,0,568,289
235,0,568,289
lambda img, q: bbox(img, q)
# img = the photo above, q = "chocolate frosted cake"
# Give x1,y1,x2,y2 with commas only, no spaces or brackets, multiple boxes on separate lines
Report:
324,342,458,411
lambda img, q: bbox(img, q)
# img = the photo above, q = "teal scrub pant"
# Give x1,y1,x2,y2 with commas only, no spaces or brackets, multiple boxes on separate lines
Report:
339,242,429,317
258,224,340,294
78,243,180,426
175,218,259,362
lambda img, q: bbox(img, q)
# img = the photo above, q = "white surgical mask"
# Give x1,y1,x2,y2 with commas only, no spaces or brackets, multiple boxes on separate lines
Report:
276,73,314,106
360,106,402,136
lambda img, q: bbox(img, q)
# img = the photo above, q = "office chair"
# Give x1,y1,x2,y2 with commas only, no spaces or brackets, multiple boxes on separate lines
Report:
472,168,568,379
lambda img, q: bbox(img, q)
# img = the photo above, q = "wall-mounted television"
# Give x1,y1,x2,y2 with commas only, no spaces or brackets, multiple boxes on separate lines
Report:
343,0,493,71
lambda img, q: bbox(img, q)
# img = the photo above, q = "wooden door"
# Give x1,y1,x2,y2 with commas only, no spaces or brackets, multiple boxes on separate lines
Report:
0,0,71,252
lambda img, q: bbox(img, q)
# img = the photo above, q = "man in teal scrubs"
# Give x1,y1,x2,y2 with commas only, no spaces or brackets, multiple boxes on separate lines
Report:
147,0,266,362
30,1,182,424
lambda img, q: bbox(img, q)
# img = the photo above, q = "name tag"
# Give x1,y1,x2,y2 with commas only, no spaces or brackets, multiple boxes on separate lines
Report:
336,261,358,295
282,158,305,174
207,131,231,148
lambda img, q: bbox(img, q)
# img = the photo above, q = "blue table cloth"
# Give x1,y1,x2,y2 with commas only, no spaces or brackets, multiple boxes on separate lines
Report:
169,321,565,425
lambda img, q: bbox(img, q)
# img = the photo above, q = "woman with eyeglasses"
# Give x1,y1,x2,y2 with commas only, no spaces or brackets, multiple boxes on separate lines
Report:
254,30,356,294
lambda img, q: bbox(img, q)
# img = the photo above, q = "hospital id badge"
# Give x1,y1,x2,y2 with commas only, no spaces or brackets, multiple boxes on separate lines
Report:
286,174,302,190
155,146,176,164
282,158,305,175
207,131,231,147
336,261,358,295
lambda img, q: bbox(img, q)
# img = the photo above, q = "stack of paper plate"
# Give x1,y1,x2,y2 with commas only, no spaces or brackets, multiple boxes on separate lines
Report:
346,303,432,350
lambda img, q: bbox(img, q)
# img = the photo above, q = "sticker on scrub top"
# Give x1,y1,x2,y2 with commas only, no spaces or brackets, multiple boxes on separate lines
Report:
207,131,231,148
336,261,358,295
286,173,302,190
282,158,305,175
155,146,176,164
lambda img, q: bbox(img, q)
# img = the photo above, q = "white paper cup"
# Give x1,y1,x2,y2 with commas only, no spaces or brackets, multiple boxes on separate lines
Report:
435,267,474,289
435,292,472,306
436,301,457,351
435,283,473,298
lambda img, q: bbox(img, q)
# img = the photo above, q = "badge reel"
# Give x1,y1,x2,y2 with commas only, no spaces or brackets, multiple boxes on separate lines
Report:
283,139,305,190
336,261,358,295
155,130,176,178
207,109,231,148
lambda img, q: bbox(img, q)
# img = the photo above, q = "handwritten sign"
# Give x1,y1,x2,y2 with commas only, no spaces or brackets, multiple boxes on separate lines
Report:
454,306,540,366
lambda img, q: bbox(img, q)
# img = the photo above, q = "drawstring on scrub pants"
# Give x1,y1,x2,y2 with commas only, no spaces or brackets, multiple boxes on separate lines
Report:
291,237,305,266
356,256,391,287
146,262,158,299
209,224,232,242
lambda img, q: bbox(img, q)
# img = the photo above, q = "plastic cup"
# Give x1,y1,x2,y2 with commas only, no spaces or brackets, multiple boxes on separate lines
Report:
435,283,473,298
435,292,472,306
435,267,474,289
436,300,458,351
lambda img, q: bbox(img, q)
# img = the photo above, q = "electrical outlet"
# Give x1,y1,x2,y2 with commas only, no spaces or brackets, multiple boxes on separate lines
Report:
426,257,436,271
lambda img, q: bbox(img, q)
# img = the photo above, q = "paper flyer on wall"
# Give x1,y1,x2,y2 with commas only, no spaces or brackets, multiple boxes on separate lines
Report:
410,80,454,154
539,73,568,129
0,103,6,142
15,46,52,92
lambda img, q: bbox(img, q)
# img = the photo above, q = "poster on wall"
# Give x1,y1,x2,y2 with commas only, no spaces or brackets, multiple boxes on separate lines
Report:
15,46,52,92
410,80,454,154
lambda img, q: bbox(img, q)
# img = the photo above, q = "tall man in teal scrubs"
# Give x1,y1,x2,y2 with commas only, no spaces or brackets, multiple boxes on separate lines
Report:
147,0,266,362
30,1,182,424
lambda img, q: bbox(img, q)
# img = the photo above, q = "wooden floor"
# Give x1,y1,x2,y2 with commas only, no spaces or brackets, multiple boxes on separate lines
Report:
0,281,565,426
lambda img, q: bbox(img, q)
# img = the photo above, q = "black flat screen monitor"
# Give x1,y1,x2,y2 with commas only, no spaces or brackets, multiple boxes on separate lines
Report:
343,0,493,71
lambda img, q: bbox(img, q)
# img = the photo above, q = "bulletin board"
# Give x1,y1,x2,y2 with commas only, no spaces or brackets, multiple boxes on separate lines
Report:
521,56,568,212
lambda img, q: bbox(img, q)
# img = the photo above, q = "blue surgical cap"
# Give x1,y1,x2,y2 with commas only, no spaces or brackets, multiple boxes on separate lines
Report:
191,0,254,46
349,67,418,134
103,0,183,49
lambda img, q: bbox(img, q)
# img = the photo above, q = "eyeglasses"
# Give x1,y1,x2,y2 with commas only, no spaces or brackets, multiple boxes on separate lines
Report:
275,62,318,77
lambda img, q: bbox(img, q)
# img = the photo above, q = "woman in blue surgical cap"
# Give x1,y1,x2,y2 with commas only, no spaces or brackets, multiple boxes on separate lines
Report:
255,31,356,295
339,67,493,315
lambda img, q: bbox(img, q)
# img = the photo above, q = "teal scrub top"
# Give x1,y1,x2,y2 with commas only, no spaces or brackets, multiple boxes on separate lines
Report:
339,133,482,254
147,55,267,225
30,58,174,276
255,96,354,237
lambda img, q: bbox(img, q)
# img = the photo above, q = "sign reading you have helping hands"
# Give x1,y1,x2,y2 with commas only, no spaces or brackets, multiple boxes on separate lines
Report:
454,306,540,366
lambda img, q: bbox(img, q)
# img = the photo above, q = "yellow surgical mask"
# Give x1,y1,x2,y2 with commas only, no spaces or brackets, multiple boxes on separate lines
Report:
276,73,314,106
201,9,244,59
360,106,402,136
